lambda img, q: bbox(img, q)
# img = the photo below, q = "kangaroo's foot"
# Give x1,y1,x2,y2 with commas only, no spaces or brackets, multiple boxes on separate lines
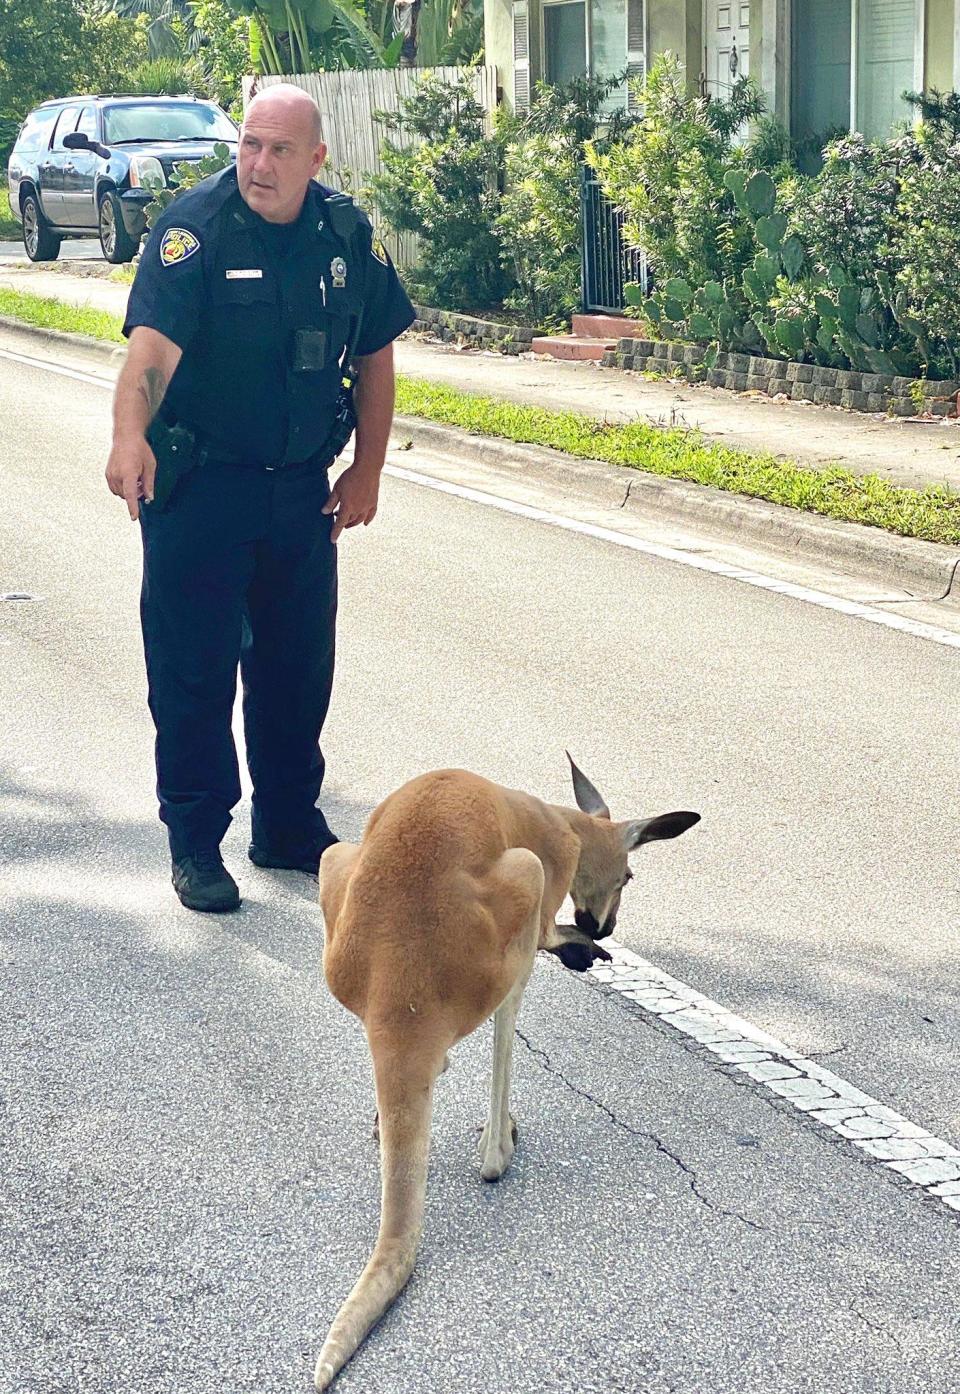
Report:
478,1113,518,1182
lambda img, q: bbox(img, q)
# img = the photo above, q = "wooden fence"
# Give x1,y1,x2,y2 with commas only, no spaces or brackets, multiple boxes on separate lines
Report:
242,66,499,270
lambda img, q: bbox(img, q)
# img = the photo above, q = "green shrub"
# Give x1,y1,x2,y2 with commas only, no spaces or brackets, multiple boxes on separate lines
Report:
495,132,580,327
896,155,960,375
608,70,960,380
785,133,909,288
587,53,769,290
372,74,508,312
495,74,631,326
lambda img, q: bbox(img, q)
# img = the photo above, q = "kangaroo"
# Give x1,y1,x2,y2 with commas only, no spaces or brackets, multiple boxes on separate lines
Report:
314,754,700,1389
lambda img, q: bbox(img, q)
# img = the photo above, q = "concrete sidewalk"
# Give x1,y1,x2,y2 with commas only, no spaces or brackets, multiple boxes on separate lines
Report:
3,258,960,494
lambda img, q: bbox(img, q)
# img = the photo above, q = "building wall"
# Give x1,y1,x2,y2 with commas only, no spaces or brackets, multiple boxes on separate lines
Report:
484,0,513,105
925,0,955,92
645,0,702,91
486,0,959,120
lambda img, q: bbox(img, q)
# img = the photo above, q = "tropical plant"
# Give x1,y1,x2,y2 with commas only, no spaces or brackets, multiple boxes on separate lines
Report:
372,74,507,310
142,139,233,226
112,0,198,58
225,0,402,74
414,0,483,66
189,0,250,110
494,74,631,325
0,0,148,163
121,55,207,92
587,53,769,292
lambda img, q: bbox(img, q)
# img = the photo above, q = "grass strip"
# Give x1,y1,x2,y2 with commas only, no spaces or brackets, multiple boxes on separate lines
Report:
0,286,958,547
396,377,960,547
0,189,22,240
0,286,125,343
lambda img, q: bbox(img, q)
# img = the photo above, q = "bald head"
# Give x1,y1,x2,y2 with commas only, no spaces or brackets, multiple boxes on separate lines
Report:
237,84,328,224
245,83,323,145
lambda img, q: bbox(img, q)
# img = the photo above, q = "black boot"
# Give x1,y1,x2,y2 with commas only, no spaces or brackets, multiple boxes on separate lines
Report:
248,832,339,877
172,848,241,912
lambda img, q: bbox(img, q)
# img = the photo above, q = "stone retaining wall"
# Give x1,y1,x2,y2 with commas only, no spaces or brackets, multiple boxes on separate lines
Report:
606,338,959,418
410,304,537,355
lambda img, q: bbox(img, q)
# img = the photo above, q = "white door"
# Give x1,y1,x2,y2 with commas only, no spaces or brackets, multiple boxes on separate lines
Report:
704,1,751,102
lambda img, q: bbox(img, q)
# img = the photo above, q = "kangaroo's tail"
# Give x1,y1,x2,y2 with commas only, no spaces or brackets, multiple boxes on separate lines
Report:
314,1036,444,1390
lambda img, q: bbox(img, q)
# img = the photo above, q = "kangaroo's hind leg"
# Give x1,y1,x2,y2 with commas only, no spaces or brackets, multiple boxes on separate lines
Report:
478,848,544,1182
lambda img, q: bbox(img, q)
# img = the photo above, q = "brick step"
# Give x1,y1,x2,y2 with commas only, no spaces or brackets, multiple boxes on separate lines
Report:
531,334,614,361
572,313,645,339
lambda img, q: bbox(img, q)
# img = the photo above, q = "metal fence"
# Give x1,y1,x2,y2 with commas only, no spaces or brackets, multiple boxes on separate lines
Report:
243,67,498,273
580,168,647,314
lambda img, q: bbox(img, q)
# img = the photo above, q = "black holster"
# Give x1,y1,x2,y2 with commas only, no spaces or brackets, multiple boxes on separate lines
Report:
145,417,199,511
323,384,358,463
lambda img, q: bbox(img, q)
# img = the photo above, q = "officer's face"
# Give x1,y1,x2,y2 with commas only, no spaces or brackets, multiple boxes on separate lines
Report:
238,101,327,225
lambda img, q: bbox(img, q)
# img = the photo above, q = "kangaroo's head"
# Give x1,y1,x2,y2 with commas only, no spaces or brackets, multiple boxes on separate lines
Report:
565,751,700,942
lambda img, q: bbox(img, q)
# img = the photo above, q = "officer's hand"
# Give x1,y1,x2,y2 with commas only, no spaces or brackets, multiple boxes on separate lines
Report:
322,462,381,544
106,435,157,521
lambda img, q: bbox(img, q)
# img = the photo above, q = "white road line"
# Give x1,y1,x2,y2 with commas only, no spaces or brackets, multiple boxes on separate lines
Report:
0,343,119,387
386,465,960,653
590,942,960,1218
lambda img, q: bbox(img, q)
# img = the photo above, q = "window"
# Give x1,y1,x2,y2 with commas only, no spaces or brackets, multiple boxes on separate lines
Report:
534,0,645,115
13,106,60,154
792,1,851,149
76,107,98,142
51,107,82,150
102,102,238,145
544,1,587,86
792,0,920,149
856,0,916,142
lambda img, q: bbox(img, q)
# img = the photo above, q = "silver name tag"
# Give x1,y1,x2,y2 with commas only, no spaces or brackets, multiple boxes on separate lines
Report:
225,268,263,280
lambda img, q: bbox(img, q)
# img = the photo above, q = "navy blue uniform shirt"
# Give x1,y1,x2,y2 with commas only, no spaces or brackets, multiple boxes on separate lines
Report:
124,165,415,467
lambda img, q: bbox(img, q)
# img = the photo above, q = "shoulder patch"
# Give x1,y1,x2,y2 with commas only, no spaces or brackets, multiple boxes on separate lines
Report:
160,227,200,267
371,234,390,267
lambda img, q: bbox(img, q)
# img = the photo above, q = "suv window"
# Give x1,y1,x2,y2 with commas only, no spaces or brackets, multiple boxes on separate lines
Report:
76,107,98,141
51,106,82,150
102,101,237,145
13,106,61,154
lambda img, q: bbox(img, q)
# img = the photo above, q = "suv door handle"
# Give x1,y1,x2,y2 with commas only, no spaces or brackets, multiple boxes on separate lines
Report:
64,163,75,172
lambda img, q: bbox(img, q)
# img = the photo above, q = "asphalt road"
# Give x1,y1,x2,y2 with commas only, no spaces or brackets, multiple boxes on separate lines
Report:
0,238,103,261
2,338,959,1393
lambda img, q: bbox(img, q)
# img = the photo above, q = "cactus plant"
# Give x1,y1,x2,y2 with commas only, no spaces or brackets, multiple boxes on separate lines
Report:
632,157,938,379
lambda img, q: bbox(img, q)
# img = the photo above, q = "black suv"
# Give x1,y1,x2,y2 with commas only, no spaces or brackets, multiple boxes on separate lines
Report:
6,94,238,263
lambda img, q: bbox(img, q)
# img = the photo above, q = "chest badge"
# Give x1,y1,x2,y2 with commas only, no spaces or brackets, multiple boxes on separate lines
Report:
330,256,347,290
160,227,200,267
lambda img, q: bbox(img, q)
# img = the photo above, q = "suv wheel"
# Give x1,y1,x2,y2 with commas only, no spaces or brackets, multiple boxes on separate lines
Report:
98,191,139,264
22,193,61,262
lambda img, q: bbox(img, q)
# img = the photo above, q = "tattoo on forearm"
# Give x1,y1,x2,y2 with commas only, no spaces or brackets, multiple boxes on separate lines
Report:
137,367,169,423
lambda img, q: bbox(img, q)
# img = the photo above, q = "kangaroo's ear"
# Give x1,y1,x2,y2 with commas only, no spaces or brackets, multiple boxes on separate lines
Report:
621,811,701,851
566,751,610,819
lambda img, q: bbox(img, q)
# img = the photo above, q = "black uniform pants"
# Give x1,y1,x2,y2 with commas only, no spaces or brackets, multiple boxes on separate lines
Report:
139,458,338,860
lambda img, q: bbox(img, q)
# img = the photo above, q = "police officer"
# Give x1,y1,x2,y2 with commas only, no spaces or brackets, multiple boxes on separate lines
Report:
106,85,415,912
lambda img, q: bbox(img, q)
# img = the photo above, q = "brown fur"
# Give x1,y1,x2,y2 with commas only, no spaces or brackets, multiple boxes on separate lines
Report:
314,762,699,1388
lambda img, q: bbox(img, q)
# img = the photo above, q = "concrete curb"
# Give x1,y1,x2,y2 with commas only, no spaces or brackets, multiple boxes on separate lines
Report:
2,315,957,607
393,415,960,608
0,313,123,363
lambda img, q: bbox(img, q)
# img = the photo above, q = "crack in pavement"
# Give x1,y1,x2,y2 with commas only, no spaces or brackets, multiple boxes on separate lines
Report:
514,1028,762,1231
851,1306,907,1357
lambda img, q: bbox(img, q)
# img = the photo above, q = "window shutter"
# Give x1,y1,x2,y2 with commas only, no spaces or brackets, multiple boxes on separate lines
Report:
626,0,647,112
513,0,531,114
